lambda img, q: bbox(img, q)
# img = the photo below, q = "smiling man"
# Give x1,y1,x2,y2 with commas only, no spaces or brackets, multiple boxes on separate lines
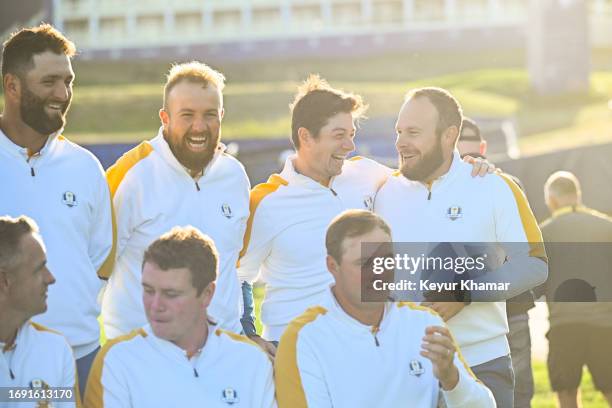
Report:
102,62,250,339
375,87,548,407
275,210,495,408
86,227,274,408
0,24,113,395
0,215,79,408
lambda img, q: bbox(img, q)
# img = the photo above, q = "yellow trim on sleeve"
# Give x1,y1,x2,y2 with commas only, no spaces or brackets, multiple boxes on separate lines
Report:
275,306,327,408
29,321,62,335
215,328,269,356
97,192,117,279
237,174,288,266
84,328,146,408
106,141,154,199
498,173,547,262
348,156,363,161
397,302,482,384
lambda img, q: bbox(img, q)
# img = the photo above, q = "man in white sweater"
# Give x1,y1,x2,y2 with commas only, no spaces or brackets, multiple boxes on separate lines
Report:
375,87,547,407
275,210,495,408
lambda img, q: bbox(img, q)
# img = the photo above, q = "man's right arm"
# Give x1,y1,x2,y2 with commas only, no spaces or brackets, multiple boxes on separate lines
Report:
84,349,130,408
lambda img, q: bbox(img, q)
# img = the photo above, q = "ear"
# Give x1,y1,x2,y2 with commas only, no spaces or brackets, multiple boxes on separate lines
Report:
326,255,340,280
3,73,21,101
159,108,170,127
480,140,488,156
297,127,314,149
444,125,459,148
0,269,11,294
220,107,225,121
201,281,216,309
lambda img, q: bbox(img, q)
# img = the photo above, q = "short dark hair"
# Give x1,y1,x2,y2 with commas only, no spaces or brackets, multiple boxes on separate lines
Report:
290,74,367,149
460,117,482,142
326,210,391,263
406,87,463,138
142,226,218,295
0,215,39,272
2,24,76,80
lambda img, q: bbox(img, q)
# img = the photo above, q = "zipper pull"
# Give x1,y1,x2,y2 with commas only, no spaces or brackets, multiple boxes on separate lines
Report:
330,188,338,196
30,167,35,177
9,368,15,379
193,367,199,378
427,190,431,200
195,181,200,191
374,334,380,347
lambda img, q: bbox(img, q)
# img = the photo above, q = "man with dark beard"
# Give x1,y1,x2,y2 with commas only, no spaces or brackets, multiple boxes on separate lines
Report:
0,24,114,396
102,62,250,340
375,87,548,408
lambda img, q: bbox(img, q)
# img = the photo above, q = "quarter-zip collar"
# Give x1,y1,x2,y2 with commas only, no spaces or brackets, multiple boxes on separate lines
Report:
151,127,227,183
280,154,339,192
0,126,61,163
325,287,390,343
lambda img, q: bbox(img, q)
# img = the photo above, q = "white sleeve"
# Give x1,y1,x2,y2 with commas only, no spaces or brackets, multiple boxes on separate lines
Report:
254,356,277,408
442,362,497,408
470,174,548,301
89,168,114,279
237,196,275,284
58,341,78,408
275,333,332,408
111,175,138,262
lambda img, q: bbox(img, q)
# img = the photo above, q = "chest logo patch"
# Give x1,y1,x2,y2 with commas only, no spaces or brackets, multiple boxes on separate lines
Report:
221,203,233,219
446,206,462,221
363,195,374,211
221,387,239,405
409,359,425,377
62,191,77,207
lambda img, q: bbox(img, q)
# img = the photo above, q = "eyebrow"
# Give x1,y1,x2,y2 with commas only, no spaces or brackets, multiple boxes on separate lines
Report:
41,74,74,81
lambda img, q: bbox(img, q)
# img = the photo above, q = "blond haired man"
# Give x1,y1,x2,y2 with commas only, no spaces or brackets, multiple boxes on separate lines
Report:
102,62,250,338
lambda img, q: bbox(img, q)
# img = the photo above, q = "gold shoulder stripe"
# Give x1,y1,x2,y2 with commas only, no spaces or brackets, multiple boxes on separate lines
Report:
215,329,268,355
30,321,62,335
498,173,547,261
237,174,288,265
348,156,363,161
275,306,327,408
84,328,146,408
106,141,154,199
392,170,401,177
397,303,481,384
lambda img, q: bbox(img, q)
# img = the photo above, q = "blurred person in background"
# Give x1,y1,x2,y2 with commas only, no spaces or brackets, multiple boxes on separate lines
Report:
0,24,113,395
540,171,612,408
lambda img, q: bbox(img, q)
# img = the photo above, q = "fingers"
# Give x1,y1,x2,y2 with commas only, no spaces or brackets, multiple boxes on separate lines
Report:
266,342,278,358
420,326,455,363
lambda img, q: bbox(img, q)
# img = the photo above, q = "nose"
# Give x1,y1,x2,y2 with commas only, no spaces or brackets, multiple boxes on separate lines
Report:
343,135,356,153
44,267,56,286
53,82,71,102
150,293,166,312
191,116,207,134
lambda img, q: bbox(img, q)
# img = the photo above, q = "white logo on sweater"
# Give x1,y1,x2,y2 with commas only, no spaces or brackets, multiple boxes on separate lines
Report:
221,203,233,219
221,387,239,405
62,191,77,207
409,359,425,377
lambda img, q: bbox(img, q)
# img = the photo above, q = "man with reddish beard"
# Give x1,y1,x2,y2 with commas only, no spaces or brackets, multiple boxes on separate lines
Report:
0,24,113,395
102,62,250,340
375,87,548,407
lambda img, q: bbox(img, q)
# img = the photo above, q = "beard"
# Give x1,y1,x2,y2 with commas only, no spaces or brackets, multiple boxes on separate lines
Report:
20,85,70,135
400,136,445,182
164,125,219,173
